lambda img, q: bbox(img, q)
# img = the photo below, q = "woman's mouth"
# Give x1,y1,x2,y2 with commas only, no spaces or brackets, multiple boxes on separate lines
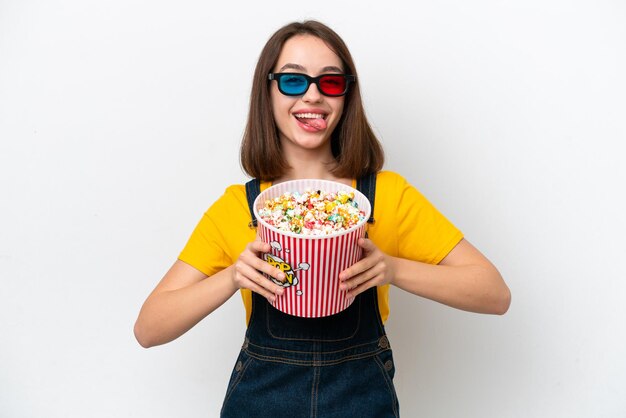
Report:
293,112,328,131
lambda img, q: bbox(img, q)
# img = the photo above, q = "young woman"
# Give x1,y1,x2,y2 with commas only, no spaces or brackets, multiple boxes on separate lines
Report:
134,20,511,417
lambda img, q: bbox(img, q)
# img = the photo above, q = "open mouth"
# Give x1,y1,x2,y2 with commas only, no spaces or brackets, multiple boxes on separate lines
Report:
293,112,328,130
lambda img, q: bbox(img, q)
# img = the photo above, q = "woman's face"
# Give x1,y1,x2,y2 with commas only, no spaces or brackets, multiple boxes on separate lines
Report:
270,35,346,155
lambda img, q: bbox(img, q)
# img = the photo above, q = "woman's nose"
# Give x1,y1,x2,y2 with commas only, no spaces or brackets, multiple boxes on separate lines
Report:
301,82,323,102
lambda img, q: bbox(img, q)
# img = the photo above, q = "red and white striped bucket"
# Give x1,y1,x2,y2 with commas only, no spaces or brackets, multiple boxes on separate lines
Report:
253,179,371,318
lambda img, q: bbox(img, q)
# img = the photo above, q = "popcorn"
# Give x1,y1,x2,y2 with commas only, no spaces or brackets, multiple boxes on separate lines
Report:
257,189,366,235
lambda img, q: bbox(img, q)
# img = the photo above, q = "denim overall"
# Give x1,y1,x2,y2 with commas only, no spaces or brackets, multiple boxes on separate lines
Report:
221,175,399,418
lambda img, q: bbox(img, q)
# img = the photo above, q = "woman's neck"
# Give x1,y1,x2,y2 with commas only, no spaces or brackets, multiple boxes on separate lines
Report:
274,145,351,186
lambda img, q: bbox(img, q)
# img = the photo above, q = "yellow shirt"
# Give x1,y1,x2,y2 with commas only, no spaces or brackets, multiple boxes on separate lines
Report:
179,171,463,325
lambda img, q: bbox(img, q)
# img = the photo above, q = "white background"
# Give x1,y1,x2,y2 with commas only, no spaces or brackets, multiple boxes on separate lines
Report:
1,1,625,417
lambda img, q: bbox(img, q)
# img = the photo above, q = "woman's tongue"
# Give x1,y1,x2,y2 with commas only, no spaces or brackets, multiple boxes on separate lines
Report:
297,116,327,131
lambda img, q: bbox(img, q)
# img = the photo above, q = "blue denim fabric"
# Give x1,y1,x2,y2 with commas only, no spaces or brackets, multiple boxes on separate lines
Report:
220,287,399,417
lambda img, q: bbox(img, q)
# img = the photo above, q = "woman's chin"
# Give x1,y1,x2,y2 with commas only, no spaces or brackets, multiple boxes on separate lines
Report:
283,136,332,153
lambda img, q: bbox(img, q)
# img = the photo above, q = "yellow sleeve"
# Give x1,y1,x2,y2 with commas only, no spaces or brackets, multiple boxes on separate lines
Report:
373,171,464,264
178,210,233,277
178,185,256,276
396,175,463,264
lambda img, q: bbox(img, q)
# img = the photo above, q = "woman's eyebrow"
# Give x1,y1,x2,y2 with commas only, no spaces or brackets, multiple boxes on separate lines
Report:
278,63,344,73
320,65,343,73
279,63,306,72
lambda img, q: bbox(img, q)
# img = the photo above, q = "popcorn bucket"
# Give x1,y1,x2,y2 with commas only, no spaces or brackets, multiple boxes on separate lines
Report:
253,179,371,318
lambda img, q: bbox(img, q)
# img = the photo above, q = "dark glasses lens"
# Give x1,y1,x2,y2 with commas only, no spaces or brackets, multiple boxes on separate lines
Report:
269,73,355,97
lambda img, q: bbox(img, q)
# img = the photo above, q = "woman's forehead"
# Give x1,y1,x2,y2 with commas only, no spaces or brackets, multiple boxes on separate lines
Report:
274,35,343,73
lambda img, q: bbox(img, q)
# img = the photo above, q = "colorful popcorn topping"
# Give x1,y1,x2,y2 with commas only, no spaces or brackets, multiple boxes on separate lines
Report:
258,189,366,235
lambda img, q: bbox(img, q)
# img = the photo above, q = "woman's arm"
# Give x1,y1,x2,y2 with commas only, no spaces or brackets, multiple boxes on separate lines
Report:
390,239,510,314
339,238,511,315
133,261,237,348
134,240,286,348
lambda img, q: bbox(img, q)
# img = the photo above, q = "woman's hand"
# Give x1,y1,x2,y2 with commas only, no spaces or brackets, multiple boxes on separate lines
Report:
134,240,287,348
339,238,395,299
232,239,286,304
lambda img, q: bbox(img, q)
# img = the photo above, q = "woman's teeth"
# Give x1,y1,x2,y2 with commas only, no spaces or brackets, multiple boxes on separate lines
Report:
294,113,325,119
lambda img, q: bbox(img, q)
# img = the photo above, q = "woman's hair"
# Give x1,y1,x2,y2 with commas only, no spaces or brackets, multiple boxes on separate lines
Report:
240,20,384,181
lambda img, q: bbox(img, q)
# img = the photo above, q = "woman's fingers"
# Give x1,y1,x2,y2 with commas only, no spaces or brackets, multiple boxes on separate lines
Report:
247,239,271,255
346,272,386,299
240,247,286,284
233,240,286,302
339,239,393,298
339,251,382,288
340,263,382,295
339,239,379,280
240,261,284,291
339,257,376,282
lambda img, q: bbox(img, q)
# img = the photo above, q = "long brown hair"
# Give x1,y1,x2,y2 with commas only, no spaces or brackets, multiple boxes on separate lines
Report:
240,20,384,181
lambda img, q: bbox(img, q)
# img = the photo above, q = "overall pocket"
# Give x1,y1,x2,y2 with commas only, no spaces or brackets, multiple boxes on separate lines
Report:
265,295,362,342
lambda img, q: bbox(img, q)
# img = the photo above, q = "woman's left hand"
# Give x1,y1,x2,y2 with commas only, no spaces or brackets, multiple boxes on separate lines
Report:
339,238,395,299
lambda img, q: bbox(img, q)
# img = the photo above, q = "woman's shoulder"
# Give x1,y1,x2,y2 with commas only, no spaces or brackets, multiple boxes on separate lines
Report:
374,170,430,206
375,170,411,189
204,182,250,218
206,179,275,215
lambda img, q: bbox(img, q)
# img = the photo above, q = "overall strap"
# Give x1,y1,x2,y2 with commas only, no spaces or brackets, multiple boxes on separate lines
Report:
245,178,261,228
356,172,377,224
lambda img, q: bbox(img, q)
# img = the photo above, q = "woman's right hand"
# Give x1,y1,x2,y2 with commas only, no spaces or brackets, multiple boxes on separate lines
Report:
232,239,286,304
